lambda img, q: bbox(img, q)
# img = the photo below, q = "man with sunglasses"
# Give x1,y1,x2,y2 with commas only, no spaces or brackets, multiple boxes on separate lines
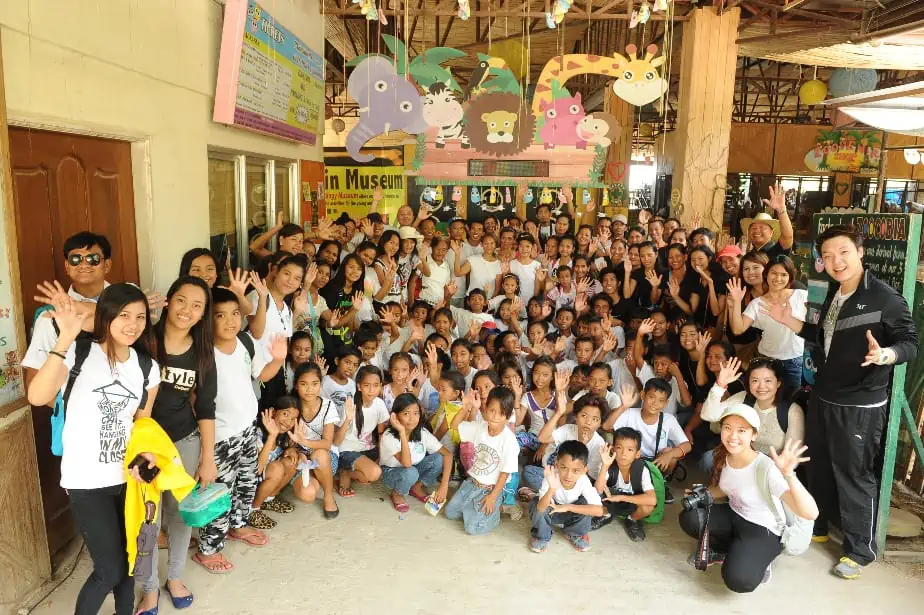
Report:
22,232,113,386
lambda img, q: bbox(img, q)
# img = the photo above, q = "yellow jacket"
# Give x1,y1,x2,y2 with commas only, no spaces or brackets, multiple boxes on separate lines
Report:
124,418,196,574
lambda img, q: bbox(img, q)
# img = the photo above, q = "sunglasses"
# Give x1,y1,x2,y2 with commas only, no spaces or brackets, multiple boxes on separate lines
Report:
67,253,103,267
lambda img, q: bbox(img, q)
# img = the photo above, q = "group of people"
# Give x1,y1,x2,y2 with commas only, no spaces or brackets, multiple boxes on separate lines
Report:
24,181,917,615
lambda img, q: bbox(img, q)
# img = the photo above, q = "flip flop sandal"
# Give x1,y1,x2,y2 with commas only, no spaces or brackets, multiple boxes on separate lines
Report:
390,494,410,513
247,510,277,530
262,497,295,513
337,486,356,498
192,552,233,575
227,530,268,548
408,490,429,504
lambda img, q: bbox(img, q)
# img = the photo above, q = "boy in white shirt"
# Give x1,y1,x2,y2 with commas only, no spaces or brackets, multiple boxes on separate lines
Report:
444,387,520,535
529,440,606,553
592,427,659,541
634,343,693,417
197,288,287,570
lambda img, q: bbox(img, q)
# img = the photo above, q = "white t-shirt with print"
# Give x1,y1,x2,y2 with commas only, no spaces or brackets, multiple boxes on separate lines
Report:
379,428,443,468
539,472,603,506
719,453,789,535
214,334,271,442
420,256,453,304
321,375,356,415
544,424,606,479
457,420,519,486
509,259,542,302
743,289,807,360
339,397,389,452
613,408,688,459
247,291,293,349
59,344,161,490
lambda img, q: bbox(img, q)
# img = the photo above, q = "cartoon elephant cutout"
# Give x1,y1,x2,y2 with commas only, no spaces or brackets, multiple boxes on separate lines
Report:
346,57,428,163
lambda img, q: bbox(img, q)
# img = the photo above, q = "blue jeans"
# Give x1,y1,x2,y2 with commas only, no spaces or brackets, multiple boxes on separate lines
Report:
445,478,502,535
381,453,443,496
776,356,803,399
523,465,544,492
530,496,592,542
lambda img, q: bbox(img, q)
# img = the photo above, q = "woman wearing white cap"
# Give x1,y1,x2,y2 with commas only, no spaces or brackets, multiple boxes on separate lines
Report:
679,403,818,593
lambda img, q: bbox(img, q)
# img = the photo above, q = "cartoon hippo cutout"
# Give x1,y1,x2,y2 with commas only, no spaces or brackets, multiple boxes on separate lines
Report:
538,92,586,149
346,57,428,162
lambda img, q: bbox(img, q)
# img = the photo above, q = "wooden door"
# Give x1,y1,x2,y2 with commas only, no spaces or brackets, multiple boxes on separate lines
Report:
8,128,139,555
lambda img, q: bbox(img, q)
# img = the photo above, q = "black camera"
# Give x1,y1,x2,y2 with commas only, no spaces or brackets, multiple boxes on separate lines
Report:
681,484,714,511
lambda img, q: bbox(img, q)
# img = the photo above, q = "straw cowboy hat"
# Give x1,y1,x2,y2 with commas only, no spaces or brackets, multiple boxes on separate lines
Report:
740,212,780,243
399,226,424,241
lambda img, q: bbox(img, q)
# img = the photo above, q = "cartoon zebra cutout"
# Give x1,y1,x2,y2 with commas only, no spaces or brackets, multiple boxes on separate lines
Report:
423,82,470,149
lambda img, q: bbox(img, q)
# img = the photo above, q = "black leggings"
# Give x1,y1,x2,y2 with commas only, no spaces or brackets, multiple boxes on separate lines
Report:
69,484,134,615
679,503,782,593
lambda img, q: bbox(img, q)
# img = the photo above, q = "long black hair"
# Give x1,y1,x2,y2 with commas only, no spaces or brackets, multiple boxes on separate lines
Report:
387,392,426,443
178,248,218,285
320,252,365,307
154,276,215,381
93,283,155,367
352,365,383,441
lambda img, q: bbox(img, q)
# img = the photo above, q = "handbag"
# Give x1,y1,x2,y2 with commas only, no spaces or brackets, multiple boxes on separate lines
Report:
755,454,813,556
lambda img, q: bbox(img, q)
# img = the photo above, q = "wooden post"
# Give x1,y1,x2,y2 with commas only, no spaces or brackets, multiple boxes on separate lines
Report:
670,7,740,230
0,28,53,610
875,132,890,212
603,90,633,215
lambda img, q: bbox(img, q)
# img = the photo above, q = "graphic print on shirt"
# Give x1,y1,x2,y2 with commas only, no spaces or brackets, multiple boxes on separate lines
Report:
93,380,138,464
470,442,500,477
161,365,197,393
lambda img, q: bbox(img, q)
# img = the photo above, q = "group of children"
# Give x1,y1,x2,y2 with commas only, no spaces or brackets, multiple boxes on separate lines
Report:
29,184,816,614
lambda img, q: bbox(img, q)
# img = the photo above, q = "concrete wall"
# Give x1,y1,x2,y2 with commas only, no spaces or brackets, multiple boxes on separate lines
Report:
0,0,325,290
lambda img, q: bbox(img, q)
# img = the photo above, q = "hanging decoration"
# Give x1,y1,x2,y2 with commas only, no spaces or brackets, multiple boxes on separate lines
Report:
345,57,428,162
610,45,669,107
903,149,921,165
798,79,828,105
828,68,878,98
457,0,471,20
487,40,529,81
577,113,622,148
423,82,470,149
538,90,587,149
463,92,536,156
546,0,574,28
653,0,669,12
354,0,378,21
803,128,882,173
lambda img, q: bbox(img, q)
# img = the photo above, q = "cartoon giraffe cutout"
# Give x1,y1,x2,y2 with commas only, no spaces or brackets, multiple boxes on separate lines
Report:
531,44,668,115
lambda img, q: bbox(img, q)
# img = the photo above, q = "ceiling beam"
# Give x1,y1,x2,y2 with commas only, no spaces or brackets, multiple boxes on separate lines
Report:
781,0,813,11
326,7,688,20
746,0,859,28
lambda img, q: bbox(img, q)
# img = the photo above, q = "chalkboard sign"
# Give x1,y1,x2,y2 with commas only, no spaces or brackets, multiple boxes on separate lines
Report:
807,213,921,325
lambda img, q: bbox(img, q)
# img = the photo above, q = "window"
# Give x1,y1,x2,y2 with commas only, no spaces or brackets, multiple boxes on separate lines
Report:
207,154,299,272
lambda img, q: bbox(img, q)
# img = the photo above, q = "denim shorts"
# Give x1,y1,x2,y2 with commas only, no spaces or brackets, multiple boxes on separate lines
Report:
339,449,377,471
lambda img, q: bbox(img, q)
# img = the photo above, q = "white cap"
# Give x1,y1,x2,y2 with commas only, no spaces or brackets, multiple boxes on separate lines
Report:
719,403,761,431
399,226,424,241
613,214,628,224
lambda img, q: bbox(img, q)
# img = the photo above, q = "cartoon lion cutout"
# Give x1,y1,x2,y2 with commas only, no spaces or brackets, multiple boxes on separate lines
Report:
464,92,534,156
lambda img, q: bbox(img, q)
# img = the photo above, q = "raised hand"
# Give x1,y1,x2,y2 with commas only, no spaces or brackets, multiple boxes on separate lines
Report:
260,409,280,435
268,334,288,361
360,218,374,238
638,318,655,336
49,295,91,342
510,296,523,319
600,444,617,467
667,277,681,299
378,306,396,326
343,397,356,424
417,202,432,220
424,342,439,369
445,281,458,298
249,272,270,298
535,267,548,288
500,260,511,275
619,383,638,408
410,320,426,342
576,277,591,297
602,332,618,354
769,438,810,476
574,292,587,315
462,388,480,414
293,288,309,314
694,264,713,285
450,239,462,253
351,290,366,308
861,330,892,367
760,299,792,325
328,308,345,329
316,356,329,377
303,262,318,289
716,357,742,388
468,319,480,340
143,288,167,313
561,186,573,204
475,352,492,371
554,368,572,396
544,464,562,492
553,335,567,357
275,210,286,228
508,373,524,400
221,267,250,296
288,421,310,447
645,270,663,288
763,182,786,215
316,217,335,241
33,280,69,307
373,185,384,203
623,257,632,274
389,413,406,436
638,209,652,225
540,300,553,321
726,277,746,304
695,331,712,355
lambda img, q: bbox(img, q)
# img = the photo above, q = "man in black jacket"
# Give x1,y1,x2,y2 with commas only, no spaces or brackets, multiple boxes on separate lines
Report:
763,224,918,580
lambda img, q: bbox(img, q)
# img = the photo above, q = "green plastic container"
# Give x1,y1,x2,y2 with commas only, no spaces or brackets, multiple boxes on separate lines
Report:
179,483,231,528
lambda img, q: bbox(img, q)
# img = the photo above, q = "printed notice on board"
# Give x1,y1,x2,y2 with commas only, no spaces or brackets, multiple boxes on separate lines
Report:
213,0,324,145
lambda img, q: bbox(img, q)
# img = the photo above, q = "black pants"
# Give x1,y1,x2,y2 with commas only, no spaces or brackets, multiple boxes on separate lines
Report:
680,504,781,593
69,483,134,615
605,499,638,518
806,397,886,566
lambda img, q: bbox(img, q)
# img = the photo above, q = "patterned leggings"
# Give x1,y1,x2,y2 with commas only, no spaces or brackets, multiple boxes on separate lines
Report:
198,425,260,555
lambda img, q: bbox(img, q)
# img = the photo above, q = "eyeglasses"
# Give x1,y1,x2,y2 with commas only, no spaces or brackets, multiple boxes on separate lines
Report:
67,253,103,267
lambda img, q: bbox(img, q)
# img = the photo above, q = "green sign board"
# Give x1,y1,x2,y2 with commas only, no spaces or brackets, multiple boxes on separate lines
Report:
809,212,922,552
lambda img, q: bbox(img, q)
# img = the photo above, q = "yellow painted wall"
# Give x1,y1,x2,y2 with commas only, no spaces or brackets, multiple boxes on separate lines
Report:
0,0,325,290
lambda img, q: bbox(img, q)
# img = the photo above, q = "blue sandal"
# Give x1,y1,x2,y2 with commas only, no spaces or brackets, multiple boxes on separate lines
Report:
133,590,159,615
164,582,194,609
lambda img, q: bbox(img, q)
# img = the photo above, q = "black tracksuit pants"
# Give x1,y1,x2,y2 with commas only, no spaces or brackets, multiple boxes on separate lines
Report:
807,396,886,566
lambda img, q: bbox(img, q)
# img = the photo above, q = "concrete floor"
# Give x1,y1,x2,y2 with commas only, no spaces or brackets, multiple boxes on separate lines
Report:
37,484,924,615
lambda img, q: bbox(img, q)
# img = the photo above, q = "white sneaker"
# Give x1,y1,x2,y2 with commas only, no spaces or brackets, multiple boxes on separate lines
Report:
761,564,772,586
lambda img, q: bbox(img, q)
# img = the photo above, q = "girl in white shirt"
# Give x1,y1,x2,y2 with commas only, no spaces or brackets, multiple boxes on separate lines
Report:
27,285,160,615
334,365,388,498
678,405,818,593
418,237,453,305
289,362,340,518
452,233,502,299
379,393,453,513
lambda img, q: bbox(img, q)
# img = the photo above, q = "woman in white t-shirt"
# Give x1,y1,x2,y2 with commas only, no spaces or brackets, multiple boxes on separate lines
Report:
451,233,502,299
418,237,453,305
727,255,807,397
333,365,388,498
27,285,160,615
678,405,818,593
379,393,453,513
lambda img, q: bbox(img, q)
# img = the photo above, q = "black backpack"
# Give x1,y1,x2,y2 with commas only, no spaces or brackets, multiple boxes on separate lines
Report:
237,331,256,361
